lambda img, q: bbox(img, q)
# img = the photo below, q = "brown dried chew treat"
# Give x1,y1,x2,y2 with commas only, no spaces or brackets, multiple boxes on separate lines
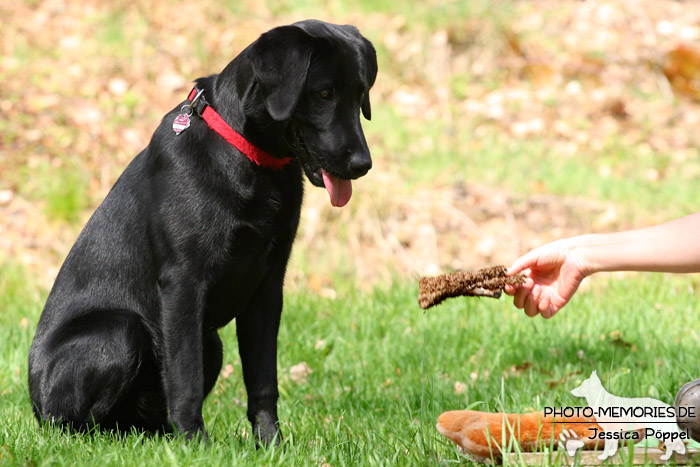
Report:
418,265,526,309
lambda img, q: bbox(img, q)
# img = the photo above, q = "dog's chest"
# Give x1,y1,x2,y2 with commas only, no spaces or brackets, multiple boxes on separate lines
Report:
202,184,302,327
205,269,267,327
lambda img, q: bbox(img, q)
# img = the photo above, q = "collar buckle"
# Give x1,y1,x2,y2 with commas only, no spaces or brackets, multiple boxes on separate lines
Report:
187,87,208,116
180,85,292,170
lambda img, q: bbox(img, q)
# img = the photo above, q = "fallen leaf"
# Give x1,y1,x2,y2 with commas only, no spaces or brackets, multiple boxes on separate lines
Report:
663,44,700,101
289,362,312,384
221,363,234,380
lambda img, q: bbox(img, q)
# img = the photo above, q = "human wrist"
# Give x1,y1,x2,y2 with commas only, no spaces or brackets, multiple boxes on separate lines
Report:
573,231,643,275
564,234,601,277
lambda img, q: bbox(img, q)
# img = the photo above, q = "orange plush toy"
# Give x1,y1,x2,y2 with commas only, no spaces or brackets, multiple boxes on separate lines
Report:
436,409,610,460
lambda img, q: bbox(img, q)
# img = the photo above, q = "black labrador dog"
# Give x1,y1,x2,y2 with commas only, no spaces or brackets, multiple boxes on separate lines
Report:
28,19,377,444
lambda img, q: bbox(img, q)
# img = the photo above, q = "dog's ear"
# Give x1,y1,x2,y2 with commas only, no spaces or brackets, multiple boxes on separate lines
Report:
360,37,377,121
248,26,315,121
332,24,377,121
361,92,372,120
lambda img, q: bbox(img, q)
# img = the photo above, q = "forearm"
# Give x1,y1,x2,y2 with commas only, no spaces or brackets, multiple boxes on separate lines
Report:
575,212,700,274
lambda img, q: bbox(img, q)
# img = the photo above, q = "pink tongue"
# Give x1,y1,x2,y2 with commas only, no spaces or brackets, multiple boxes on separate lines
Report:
321,170,352,207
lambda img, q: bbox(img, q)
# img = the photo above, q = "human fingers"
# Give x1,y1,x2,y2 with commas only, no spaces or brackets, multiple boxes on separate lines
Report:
538,294,553,319
504,276,532,296
523,292,539,317
513,284,530,309
532,284,542,302
507,259,530,276
507,250,540,275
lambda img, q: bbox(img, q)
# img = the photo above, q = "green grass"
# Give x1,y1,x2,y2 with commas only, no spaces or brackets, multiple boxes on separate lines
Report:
4,0,700,464
20,160,90,224
2,259,700,465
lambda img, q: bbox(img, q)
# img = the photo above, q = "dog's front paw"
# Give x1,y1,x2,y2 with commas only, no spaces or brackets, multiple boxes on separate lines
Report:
558,428,585,457
251,412,282,447
182,428,210,444
170,416,208,443
173,425,209,443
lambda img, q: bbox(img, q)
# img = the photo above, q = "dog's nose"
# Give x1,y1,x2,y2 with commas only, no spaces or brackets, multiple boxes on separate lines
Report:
347,151,372,178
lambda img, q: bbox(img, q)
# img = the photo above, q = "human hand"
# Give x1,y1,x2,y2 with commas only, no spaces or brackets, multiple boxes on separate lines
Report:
504,238,590,318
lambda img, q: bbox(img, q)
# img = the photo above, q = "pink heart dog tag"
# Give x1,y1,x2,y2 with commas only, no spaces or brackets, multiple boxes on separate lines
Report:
172,113,191,135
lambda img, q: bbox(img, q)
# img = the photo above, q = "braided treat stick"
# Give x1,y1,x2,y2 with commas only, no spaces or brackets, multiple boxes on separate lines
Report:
418,265,526,309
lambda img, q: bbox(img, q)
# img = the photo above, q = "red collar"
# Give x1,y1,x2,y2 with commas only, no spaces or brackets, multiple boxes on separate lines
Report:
174,86,291,170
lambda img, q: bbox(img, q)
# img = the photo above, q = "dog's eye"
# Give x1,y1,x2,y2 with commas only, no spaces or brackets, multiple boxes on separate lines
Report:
318,89,333,100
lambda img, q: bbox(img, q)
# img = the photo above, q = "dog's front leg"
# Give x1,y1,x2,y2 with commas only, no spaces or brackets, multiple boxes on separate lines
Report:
236,277,284,446
598,437,618,460
159,277,207,439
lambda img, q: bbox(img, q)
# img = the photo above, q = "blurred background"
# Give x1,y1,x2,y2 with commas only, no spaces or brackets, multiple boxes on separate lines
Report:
3,0,700,295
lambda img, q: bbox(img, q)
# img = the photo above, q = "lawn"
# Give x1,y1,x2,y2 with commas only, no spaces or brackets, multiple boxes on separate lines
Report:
3,0,700,465
2,261,700,465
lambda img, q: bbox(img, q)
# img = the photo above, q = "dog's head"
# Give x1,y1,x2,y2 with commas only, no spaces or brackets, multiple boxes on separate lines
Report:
571,370,602,399
247,20,378,207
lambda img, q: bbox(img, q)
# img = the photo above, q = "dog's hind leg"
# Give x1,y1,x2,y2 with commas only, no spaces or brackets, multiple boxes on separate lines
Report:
660,438,686,461
28,309,150,431
111,328,221,434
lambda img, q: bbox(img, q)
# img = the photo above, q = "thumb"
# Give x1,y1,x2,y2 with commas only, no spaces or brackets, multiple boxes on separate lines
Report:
507,250,540,275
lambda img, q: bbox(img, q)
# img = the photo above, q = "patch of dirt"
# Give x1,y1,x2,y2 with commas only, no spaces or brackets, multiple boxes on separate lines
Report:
0,180,619,291
287,182,622,290
0,192,78,288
